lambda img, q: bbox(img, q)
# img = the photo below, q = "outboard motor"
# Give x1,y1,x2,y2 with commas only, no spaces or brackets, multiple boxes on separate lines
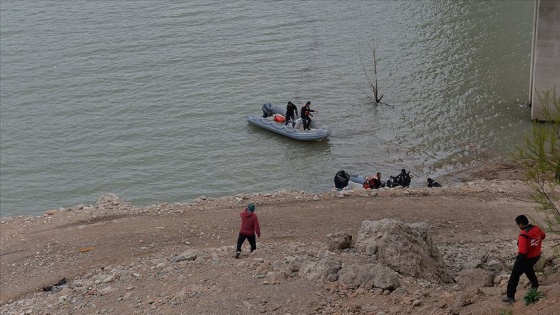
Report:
262,103,274,118
334,170,350,190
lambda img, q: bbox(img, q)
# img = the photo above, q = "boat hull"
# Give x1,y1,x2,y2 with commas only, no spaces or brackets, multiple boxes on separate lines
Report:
247,115,331,141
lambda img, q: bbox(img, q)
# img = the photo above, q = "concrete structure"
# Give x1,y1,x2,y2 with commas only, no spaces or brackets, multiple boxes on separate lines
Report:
530,0,560,121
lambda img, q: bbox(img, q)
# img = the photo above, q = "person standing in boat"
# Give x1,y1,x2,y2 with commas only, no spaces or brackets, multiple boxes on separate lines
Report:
285,101,298,126
300,101,317,130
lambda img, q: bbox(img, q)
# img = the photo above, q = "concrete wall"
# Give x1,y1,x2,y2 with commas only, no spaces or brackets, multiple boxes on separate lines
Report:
530,0,560,121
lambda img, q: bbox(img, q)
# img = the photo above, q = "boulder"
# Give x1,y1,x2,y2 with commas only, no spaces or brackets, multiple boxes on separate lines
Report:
355,219,453,283
326,232,352,251
300,256,342,281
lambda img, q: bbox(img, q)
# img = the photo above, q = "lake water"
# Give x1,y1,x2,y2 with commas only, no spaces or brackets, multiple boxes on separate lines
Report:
0,0,535,216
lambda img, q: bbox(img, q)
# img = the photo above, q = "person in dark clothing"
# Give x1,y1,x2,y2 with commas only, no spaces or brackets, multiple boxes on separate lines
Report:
285,101,298,126
300,101,316,130
235,203,261,259
396,169,411,187
427,178,441,187
372,172,383,188
502,215,546,303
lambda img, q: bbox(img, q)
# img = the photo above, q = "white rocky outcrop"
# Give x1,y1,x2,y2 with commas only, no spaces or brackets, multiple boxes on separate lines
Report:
355,219,454,283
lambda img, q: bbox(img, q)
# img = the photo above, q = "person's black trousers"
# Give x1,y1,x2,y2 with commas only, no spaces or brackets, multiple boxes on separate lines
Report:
236,234,256,252
302,116,311,129
506,255,540,298
285,113,295,125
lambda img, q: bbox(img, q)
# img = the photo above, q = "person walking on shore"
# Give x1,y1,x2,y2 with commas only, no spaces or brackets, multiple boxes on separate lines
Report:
235,203,261,258
502,215,546,303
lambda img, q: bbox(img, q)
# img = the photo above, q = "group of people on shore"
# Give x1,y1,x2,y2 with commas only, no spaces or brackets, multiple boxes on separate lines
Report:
284,101,317,130
334,168,440,191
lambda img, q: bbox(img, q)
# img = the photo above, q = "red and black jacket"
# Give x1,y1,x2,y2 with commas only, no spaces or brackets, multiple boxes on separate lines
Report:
517,224,546,260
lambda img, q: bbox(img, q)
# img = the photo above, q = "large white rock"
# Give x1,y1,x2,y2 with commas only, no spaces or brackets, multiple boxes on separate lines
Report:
355,219,453,283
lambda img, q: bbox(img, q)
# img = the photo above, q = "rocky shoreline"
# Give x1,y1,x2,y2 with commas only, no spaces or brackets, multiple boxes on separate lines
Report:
2,161,560,314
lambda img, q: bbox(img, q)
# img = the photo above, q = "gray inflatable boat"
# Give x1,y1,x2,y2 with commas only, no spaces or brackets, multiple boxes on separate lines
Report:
247,103,331,141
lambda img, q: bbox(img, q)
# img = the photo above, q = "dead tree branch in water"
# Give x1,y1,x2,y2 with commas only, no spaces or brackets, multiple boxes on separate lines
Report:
360,39,384,104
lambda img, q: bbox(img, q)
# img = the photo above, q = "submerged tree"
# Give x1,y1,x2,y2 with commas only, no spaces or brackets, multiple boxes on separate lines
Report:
516,88,560,234
360,39,383,104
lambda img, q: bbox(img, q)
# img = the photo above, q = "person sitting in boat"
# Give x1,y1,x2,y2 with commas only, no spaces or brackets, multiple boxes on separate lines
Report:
285,101,298,126
372,172,384,188
300,101,317,130
427,178,441,187
362,177,373,189
363,172,383,189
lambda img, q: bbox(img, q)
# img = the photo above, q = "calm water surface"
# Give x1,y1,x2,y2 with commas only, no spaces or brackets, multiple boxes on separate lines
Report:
0,1,535,216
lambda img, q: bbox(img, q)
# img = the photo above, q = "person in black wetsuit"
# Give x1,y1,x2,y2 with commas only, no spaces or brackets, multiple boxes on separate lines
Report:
285,101,298,126
395,169,411,187
300,101,316,130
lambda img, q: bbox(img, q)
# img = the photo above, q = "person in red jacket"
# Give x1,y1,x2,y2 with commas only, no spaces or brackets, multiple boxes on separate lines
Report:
502,215,546,303
235,203,261,259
